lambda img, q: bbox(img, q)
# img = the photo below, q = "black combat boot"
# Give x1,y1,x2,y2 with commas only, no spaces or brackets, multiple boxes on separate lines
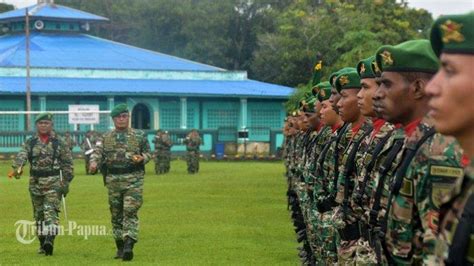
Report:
114,239,124,259
122,237,136,261
43,235,55,256
38,236,45,254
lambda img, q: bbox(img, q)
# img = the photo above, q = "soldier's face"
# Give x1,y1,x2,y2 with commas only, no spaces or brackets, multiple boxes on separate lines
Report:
337,89,361,123
36,120,53,135
373,72,413,124
357,78,377,117
299,114,310,131
308,112,320,129
329,87,341,114
427,54,474,140
320,100,339,126
113,112,129,130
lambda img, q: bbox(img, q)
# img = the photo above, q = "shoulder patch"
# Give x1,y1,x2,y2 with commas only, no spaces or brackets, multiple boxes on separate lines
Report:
430,165,464,179
430,183,454,209
399,178,413,197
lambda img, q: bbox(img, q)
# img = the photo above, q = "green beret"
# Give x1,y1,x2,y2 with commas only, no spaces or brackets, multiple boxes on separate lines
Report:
299,92,317,113
110,103,129,118
430,12,474,57
329,67,357,87
35,112,53,123
375,39,439,74
335,70,361,92
357,56,377,79
312,81,332,101
370,59,382,77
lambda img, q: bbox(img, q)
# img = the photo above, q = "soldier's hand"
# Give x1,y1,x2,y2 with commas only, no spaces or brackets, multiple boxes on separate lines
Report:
60,181,69,198
89,162,98,174
132,154,144,164
8,168,22,179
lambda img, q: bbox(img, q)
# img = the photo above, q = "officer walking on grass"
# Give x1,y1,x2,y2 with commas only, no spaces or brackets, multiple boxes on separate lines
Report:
8,112,74,256
88,104,151,261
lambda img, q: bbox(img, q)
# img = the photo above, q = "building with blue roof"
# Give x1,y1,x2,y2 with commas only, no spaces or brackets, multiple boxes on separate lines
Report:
0,1,293,155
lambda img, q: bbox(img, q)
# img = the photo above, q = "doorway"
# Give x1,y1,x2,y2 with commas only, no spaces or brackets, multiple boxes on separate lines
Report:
131,103,151,129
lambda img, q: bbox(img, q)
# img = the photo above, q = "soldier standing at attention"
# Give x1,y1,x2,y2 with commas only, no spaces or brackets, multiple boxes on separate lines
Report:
8,113,73,256
88,104,151,261
153,129,173,175
372,40,463,264
63,131,76,152
425,12,474,265
184,129,202,174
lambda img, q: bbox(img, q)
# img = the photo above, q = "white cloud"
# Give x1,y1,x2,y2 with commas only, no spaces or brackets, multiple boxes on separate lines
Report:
1,0,37,9
406,0,474,17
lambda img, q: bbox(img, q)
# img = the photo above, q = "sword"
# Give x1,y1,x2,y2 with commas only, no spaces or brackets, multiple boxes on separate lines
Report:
59,170,68,224
85,137,94,156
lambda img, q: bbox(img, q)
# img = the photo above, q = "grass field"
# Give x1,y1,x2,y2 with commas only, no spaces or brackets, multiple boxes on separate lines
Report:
0,159,298,265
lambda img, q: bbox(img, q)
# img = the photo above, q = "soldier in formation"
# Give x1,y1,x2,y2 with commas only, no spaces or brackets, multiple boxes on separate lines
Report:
184,129,202,174
89,104,151,261
153,129,173,174
282,11,472,265
8,113,74,256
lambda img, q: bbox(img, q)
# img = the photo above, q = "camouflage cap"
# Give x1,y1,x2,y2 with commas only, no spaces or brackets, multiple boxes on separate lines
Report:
375,39,439,74
357,56,377,79
430,11,474,57
35,112,53,123
329,67,357,87
110,103,129,118
335,70,361,93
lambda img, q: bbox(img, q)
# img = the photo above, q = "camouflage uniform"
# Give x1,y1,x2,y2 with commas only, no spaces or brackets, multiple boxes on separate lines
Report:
12,131,73,252
152,130,172,174
313,123,350,263
184,131,202,174
332,120,373,264
386,117,464,265
435,159,474,265
349,119,395,265
90,128,151,242
63,132,76,152
307,125,332,259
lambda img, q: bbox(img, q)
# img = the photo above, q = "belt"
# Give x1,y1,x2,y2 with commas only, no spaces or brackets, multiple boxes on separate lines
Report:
338,222,361,241
30,170,60,178
108,167,143,175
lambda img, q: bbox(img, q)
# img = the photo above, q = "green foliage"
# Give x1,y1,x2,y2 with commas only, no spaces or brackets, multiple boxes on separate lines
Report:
50,0,433,114
0,160,297,265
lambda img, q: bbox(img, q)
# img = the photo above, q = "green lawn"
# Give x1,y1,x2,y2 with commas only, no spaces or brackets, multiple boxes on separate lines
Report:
0,160,297,265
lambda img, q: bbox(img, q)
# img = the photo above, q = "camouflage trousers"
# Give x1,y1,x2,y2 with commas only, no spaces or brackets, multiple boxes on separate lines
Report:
154,150,171,174
186,151,199,174
317,209,340,264
29,175,62,236
106,173,144,241
85,155,91,174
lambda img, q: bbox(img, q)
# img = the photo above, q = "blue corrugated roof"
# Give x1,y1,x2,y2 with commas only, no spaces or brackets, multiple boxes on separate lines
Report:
0,77,294,98
0,3,108,22
0,32,223,71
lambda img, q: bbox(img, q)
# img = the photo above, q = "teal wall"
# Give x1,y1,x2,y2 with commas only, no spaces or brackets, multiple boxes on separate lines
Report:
0,96,286,153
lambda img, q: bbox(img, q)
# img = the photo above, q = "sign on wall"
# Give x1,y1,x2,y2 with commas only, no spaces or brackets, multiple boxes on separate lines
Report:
68,105,100,124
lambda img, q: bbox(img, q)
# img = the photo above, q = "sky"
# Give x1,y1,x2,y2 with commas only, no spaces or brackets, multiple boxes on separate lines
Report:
0,0,473,18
